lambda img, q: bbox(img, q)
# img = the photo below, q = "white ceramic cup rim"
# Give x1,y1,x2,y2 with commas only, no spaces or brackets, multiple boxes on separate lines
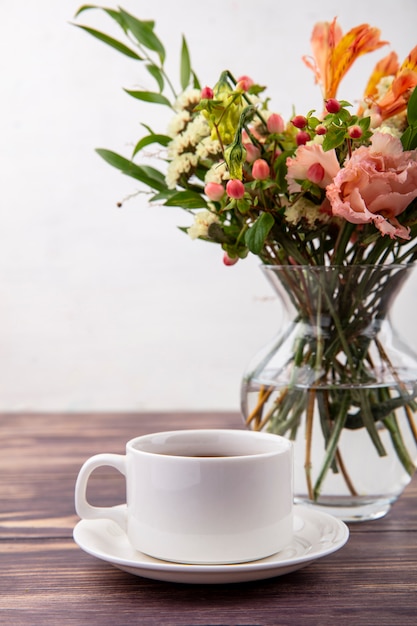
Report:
126,428,293,459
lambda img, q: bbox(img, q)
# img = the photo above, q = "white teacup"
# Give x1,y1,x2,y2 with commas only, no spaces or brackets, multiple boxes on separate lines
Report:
75,429,293,564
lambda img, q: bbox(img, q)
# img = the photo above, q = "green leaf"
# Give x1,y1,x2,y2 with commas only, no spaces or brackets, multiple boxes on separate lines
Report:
73,24,142,60
407,86,417,126
119,8,165,63
337,108,352,123
124,89,172,107
247,84,266,96
273,150,292,192
307,116,321,129
402,87,417,150
358,116,371,131
74,4,96,17
132,133,171,157
244,213,274,255
401,126,417,151
164,190,207,209
192,71,201,90
322,128,346,151
145,63,164,92
74,6,129,32
180,36,191,91
150,189,178,202
140,123,157,134
236,198,250,214
96,149,167,191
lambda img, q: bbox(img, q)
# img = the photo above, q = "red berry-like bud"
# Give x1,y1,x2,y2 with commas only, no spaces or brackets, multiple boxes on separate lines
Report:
325,98,341,113
251,158,270,181
226,179,245,199
296,131,310,146
204,182,224,201
348,125,363,139
307,163,325,184
201,86,214,99
223,252,238,266
244,142,261,163
291,115,308,129
236,75,254,91
315,125,327,135
267,113,285,134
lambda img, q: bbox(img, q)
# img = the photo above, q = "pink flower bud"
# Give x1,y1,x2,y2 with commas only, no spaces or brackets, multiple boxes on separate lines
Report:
226,179,245,199
201,86,214,99
325,98,341,113
223,252,238,266
315,125,327,136
252,158,270,181
348,125,363,139
244,142,261,163
236,75,254,91
296,131,310,146
204,182,225,201
307,162,325,184
267,113,285,134
291,115,308,129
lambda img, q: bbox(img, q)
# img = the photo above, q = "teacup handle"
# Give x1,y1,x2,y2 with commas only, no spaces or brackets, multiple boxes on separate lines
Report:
75,453,127,531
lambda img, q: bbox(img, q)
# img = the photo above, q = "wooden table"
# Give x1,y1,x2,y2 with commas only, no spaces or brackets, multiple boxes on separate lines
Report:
1,412,416,625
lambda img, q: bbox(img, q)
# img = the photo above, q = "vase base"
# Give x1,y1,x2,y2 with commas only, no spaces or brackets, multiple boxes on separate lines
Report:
294,495,394,523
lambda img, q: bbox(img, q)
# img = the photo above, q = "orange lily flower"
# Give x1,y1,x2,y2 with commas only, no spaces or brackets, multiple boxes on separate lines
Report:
373,46,417,120
357,52,399,116
303,18,388,100
362,52,399,102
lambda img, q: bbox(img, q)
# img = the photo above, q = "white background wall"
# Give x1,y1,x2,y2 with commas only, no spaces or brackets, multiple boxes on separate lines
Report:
1,0,417,412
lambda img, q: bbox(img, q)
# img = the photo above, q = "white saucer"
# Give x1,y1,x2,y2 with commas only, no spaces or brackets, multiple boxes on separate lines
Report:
73,505,349,584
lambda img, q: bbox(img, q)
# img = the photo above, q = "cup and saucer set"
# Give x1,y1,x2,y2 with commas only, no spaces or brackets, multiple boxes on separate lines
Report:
73,429,349,584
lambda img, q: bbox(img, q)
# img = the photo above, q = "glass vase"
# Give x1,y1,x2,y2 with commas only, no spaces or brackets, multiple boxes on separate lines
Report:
241,265,417,522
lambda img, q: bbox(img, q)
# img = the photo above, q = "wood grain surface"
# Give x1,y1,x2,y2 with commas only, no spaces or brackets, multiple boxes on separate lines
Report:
1,412,416,626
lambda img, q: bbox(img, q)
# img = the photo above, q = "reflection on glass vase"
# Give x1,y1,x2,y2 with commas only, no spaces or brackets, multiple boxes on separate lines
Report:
241,265,417,522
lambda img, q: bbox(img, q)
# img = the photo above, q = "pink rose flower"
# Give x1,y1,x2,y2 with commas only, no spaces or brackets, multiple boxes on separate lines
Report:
286,144,341,192
326,133,417,239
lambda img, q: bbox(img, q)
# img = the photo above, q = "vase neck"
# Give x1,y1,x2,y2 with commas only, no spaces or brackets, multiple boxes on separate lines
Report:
262,264,413,326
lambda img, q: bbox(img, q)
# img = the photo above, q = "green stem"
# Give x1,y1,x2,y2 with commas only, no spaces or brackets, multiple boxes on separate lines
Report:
383,414,416,475
317,275,357,374
313,391,351,500
357,389,386,456
331,222,355,265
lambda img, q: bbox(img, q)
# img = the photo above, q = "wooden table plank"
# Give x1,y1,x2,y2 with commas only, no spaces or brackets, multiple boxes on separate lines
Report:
0,534,416,625
1,412,416,625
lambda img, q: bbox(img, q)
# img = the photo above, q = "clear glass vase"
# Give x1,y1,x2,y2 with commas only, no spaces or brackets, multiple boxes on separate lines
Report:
241,265,417,522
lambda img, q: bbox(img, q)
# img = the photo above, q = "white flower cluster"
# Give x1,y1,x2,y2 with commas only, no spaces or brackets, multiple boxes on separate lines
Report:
173,89,202,113
285,197,331,228
196,135,222,161
377,119,405,139
204,161,230,184
187,209,220,240
165,89,214,189
167,116,209,158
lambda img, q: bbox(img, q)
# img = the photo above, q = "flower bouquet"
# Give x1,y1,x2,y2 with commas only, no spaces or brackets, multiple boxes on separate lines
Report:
75,6,417,517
